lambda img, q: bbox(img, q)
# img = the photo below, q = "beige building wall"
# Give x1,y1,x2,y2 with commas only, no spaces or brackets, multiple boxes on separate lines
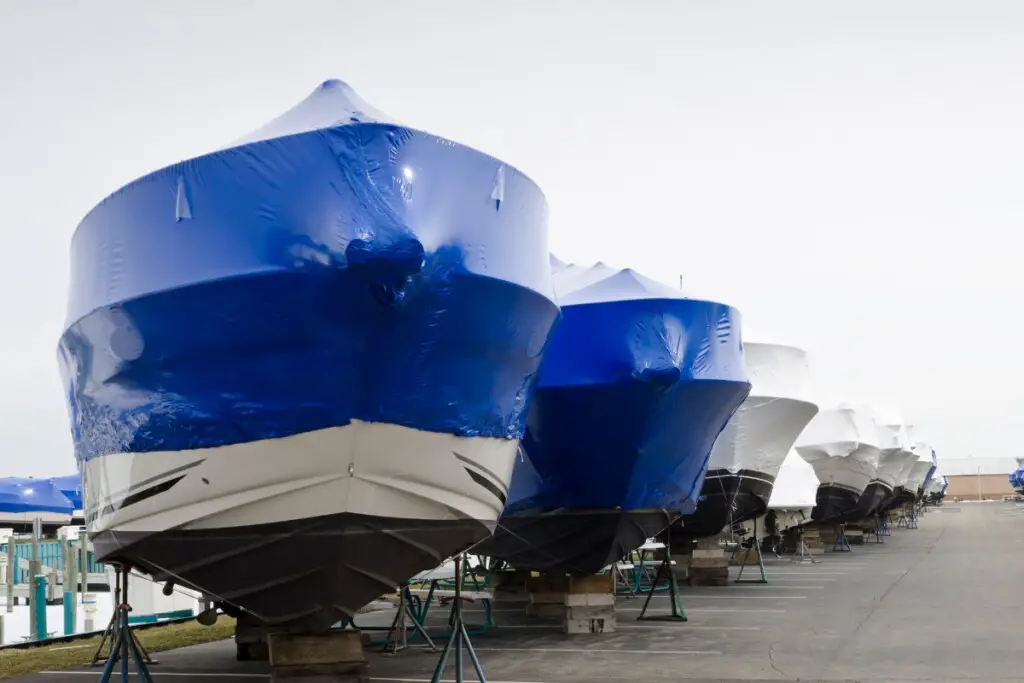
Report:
945,474,1014,501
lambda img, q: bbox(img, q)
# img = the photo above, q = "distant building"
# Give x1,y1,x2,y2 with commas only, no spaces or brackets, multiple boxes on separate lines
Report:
942,457,1016,501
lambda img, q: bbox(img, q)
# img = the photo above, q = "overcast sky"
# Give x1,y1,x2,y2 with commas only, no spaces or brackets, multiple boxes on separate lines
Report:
1,0,1021,476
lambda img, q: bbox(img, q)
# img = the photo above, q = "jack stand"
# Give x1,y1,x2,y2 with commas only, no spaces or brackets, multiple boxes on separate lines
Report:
832,524,852,552
91,563,156,683
733,518,767,584
636,542,687,622
381,586,437,655
429,554,486,683
872,514,884,544
789,529,819,564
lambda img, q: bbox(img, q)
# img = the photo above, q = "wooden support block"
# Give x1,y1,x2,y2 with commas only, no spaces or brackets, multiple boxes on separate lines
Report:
567,574,613,594
566,592,614,607
688,556,729,569
527,591,566,605
526,574,569,594
695,535,722,550
564,614,616,634
687,564,730,587
269,631,368,682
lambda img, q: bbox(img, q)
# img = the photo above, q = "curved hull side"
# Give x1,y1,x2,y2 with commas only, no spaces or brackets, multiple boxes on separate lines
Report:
810,484,862,523
85,420,519,628
671,469,775,539
95,512,487,629
476,509,675,575
850,480,892,520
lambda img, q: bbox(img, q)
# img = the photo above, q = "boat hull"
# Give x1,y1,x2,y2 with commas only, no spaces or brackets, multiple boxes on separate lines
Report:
85,420,519,628
810,483,862,523
880,486,916,511
671,469,775,539
59,92,559,630
477,294,750,574
849,480,892,520
95,511,485,628
478,509,675,575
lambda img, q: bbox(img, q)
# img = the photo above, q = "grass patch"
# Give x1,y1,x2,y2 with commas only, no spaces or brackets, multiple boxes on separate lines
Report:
0,616,236,679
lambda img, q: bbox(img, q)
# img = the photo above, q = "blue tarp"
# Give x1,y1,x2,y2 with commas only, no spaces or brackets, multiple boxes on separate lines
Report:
49,474,83,510
504,258,750,515
57,79,560,463
0,478,74,515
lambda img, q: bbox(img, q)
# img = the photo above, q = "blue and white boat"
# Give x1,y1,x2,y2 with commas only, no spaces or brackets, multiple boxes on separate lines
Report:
0,478,74,530
1011,462,1024,495
924,466,947,504
49,473,84,521
56,79,559,629
475,259,749,574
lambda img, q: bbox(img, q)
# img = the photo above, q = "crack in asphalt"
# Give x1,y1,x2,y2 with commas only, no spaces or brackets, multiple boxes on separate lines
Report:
767,641,787,678
849,525,946,637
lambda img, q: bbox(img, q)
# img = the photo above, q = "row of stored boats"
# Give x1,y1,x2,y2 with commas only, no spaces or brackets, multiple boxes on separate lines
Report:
55,79,944,633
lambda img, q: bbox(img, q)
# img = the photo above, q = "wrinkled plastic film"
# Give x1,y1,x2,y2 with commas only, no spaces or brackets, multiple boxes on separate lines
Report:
508,261,750,514
59,79,559,466
707,342,818,478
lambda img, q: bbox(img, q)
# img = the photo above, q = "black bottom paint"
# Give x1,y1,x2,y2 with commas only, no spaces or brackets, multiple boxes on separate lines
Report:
880,486,916,512
810,484,862,523
850,481,893,520
474,509,676,575
669,469,776,539
92,512,491,631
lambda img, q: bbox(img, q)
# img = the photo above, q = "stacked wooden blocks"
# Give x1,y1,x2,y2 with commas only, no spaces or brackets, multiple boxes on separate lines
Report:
268,631,368,683
526,573,615,634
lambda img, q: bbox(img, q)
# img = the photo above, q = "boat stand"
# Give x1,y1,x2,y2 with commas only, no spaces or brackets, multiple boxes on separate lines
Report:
380,586,438,655
636,537,687,622
897,506,918,529
879,511,891,537
790,529,820,564
429,554,487,683
733,517,767,584
831,523,852,552
871,513,884,544
91,563,156,683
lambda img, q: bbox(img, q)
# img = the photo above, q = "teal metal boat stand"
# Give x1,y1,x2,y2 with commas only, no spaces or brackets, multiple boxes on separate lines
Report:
872,513,885,544
429,553,487,683
832,524,852,552
91,563,156,683
880,511,891,536
636,536,687,622
733,518,768,584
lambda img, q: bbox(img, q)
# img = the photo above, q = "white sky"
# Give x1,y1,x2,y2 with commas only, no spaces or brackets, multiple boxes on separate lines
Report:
1,0,1021,475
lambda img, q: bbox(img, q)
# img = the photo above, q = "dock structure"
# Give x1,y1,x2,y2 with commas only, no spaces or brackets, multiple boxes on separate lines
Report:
1,529,109,607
